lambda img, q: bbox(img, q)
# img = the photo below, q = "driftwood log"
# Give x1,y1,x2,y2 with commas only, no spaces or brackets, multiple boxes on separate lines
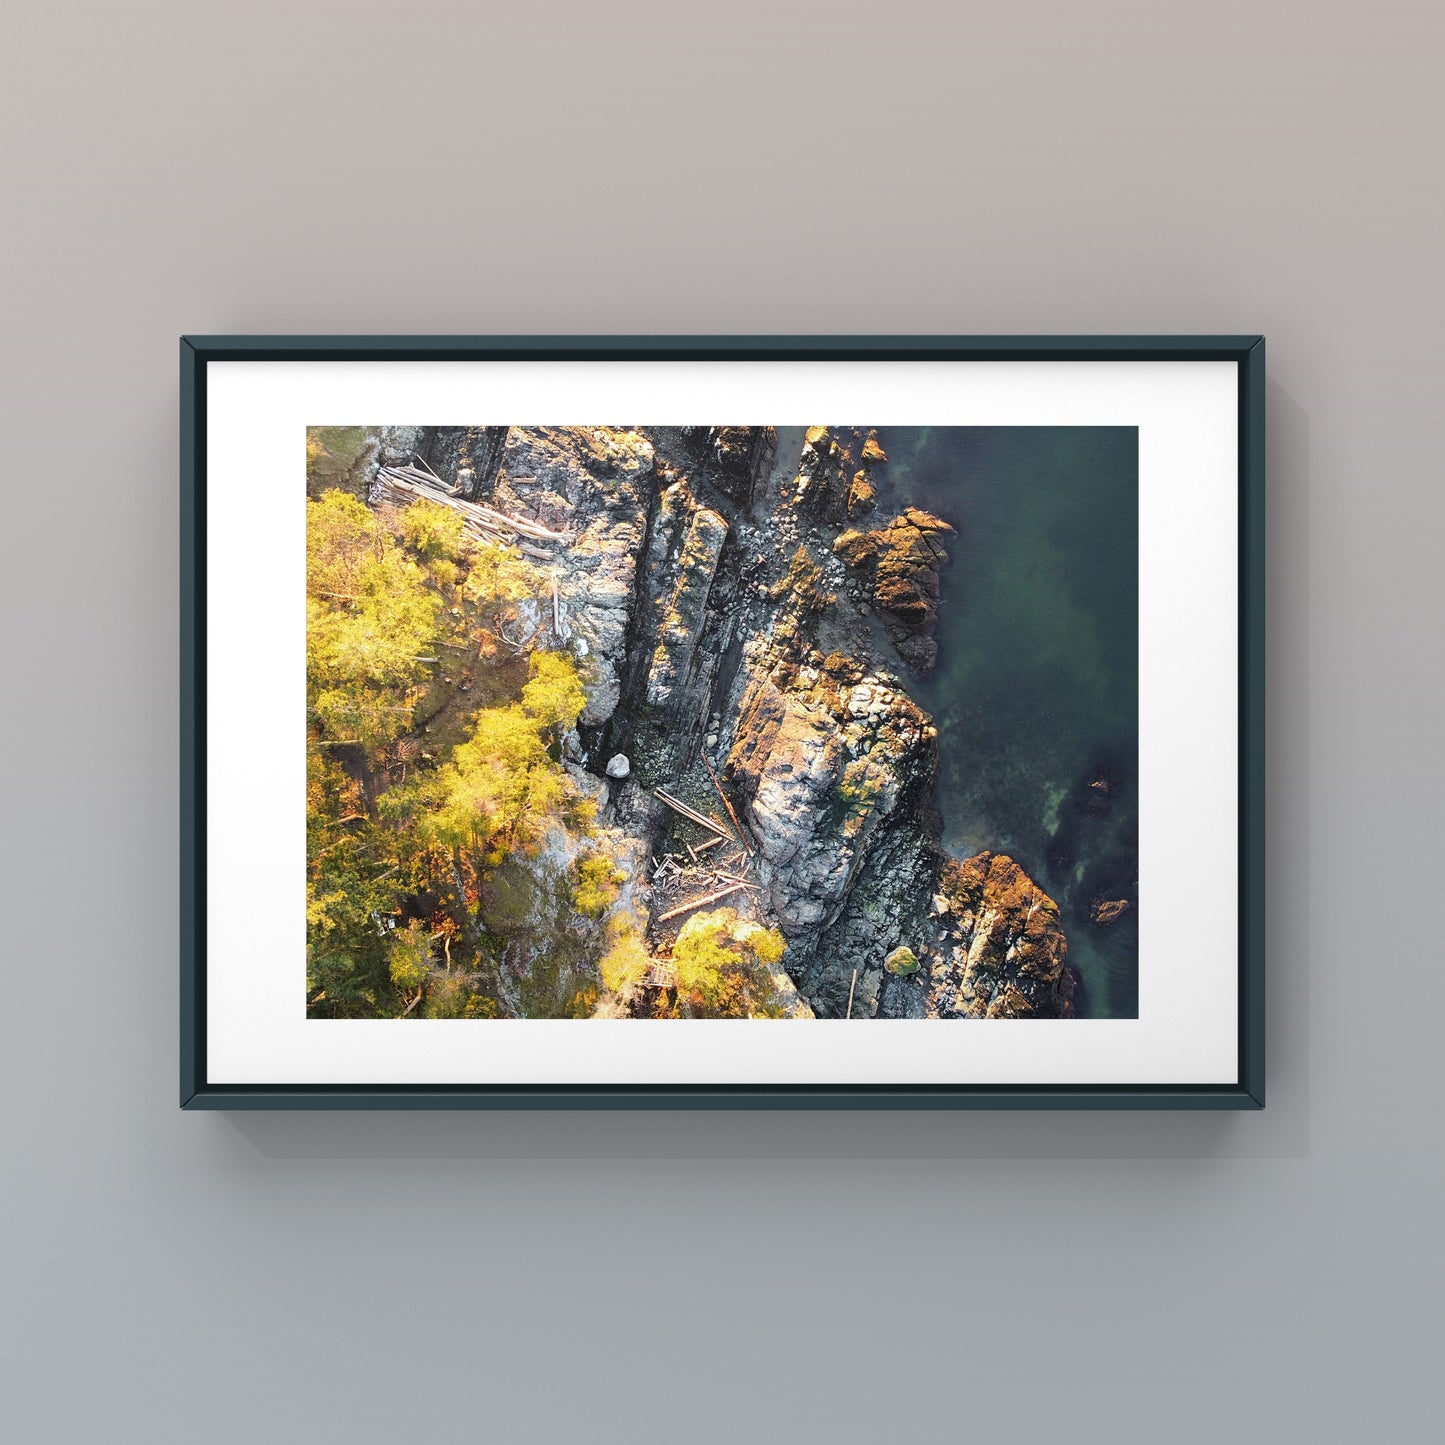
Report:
653,788,736,845
656,881,751,922
370,461,573,551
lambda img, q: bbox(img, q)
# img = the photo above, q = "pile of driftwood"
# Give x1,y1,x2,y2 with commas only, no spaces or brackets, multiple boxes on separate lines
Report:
370,456,571,561
644,767,761,928
647,848,758,923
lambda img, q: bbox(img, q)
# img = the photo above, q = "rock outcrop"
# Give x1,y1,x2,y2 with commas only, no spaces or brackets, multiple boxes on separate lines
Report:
834,507,955,672
348,422,1076,1024
452,427,510,501
1092,898,1130,926
727,653,936,935
790,425,888,523
606,470,741,783
492,426,655,727
707,426,777,508
925,852,1076,1018
645,494,729,709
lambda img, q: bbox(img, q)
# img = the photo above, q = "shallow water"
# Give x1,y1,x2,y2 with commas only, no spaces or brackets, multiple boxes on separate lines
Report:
880,427,1140,1018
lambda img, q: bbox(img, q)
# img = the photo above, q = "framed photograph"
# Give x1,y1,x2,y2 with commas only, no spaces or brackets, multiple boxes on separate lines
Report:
181,335,1264,1109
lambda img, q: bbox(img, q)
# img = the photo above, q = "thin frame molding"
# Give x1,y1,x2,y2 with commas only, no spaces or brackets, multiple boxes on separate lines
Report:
180,335,1265,1110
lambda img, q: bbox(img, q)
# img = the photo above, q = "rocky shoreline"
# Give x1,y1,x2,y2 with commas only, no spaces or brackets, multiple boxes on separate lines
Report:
334,423,1077,1019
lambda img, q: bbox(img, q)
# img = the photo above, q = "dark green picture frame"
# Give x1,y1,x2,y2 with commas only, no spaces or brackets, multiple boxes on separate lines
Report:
181,335,1264,1109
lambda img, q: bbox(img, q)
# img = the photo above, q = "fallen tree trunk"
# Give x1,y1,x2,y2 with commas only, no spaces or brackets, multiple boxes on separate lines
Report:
657,881,750,922
653,789,736,844
701,755,752,856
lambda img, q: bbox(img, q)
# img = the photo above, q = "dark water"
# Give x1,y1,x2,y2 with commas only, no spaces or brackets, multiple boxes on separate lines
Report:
878,428,1140,1019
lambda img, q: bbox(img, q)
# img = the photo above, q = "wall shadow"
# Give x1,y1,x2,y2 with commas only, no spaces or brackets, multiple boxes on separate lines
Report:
227,376,1309,1166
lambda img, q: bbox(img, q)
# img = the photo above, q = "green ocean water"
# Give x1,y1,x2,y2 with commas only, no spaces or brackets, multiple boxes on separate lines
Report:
878,427,1140,1018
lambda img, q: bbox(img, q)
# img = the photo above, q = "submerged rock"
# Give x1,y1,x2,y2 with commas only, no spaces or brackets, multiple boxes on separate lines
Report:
1092,897,1130,926
846,471,878,518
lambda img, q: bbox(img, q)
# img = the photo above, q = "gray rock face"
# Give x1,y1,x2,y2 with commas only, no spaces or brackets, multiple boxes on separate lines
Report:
727,662,935,936
562,761,610,811
617,473,743,784
495,427,656,727
645,504,728,708
730,679,855,929
706,426,778,507
415,426,509,500
374,426,428,467
767,957,815,1019
364,424,655,730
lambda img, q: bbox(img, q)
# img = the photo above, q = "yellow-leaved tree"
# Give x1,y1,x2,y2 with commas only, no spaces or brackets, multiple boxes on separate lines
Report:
416,649,592,931
598,913,651,998
306,490,441,754
666,908,789,1019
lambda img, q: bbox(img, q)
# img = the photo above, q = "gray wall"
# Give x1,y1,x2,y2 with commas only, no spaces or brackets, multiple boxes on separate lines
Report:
4,2,1438,1440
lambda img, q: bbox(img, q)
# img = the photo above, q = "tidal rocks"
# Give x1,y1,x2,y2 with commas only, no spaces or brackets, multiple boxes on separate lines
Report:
791,426,889,523
926,851,1075,1018
834,507,955,672
846,471,878,518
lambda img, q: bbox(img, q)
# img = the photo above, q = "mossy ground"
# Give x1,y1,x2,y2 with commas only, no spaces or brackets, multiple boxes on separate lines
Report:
306,426,373,499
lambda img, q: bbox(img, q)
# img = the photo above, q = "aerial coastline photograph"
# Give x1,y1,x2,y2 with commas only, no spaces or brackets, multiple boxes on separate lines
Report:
305,423,1138,1021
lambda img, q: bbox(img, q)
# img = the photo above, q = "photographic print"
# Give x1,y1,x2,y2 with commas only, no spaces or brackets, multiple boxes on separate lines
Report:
185,337,1261,1107
305,421,1138,1025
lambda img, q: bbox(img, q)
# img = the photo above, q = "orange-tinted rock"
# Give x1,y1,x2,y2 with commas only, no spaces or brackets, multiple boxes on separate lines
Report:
846,471,878,517
834,508,955,672
726,663,936,934
793,425,888,521
832,527,879,567
927,851,1074,1018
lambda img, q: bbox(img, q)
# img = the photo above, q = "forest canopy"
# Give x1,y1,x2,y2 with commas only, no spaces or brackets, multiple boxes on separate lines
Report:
305,489,636,1020
303,448,793,1024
